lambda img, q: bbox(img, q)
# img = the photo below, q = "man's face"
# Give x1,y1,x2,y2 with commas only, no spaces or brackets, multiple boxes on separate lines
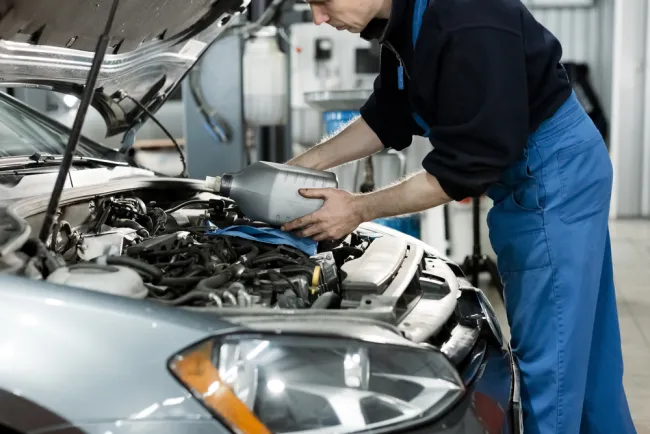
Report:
306,0,383,33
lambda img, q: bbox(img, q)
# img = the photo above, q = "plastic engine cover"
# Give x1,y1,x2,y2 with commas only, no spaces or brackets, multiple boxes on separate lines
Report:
340,236,408,300
47,264,148,299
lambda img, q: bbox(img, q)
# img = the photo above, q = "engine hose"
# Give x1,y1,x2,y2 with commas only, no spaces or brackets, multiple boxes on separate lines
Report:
161,291,212,306
196,271,232,293
310,291,342,309
138,214,154,233
335,246,364,259
184,268,209,278
208,293,223,307
230,218,269,228
101,255,163,283
153,258,195,268
237,289,253,307
252,255,301,266
236,245,259,265
112,218,150,238
222,290,238,306
145,283,175,300
278,265,318,276
164,199,212,214
260,269,298,293
158,276,204,287
140,247,197,257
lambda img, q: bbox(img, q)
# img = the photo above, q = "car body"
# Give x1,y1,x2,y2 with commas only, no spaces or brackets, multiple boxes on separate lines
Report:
0,1,521,433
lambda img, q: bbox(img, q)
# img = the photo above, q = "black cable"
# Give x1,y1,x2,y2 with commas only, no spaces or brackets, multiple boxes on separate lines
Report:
261,269,298,294
188,66,230,142
121,92,188,178
252,255,301,266
164,199,213,214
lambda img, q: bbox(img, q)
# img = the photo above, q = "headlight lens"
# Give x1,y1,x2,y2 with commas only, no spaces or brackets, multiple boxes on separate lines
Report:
169,333,464,434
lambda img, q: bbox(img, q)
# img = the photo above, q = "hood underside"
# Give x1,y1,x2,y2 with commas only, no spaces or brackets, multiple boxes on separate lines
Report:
0,0,248,136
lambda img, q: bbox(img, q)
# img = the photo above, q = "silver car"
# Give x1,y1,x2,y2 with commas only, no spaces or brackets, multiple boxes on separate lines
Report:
0,1,521,433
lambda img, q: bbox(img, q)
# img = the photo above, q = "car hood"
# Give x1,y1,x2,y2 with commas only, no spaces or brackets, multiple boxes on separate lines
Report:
0,0,248,137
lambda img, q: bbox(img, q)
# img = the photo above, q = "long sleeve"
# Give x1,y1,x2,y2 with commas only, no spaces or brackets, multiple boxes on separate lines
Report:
360,48,417,151
422,27,530,201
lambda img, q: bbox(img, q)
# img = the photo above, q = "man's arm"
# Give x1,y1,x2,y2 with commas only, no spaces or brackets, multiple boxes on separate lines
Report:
281,170,451,241
356,170,451,221
287,57,417,171
286,116,384,171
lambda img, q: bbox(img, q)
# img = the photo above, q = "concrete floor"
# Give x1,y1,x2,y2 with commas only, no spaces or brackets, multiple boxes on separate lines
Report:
484,219,650,432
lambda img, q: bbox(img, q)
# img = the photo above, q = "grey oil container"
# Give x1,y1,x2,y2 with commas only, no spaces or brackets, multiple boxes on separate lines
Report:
206,161,338,226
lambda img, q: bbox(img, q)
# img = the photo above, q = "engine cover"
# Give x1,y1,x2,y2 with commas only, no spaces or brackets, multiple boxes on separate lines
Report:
340,236,408,300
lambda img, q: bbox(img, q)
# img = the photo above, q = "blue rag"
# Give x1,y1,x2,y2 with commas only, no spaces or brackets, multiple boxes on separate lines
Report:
207,225,318,256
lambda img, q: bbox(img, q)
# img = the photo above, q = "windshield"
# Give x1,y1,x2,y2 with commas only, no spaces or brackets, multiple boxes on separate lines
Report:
0,92,120,160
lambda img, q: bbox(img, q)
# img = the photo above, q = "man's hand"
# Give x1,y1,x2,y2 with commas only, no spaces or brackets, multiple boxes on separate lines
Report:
281,188,365,241
282,171,453,242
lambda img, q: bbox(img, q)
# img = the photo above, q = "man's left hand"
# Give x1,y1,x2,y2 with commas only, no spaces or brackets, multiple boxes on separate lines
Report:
281,188,365,241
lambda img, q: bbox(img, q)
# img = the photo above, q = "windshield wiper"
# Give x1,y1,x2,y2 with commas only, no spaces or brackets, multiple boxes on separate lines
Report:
28,152,127,167
0,153,128,171
39,0,119,243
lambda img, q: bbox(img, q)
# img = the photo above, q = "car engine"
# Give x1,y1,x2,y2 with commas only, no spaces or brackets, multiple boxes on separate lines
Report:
41,194,372,310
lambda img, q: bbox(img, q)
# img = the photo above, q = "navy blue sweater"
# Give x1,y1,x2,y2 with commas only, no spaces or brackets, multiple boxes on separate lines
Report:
359,0,572,200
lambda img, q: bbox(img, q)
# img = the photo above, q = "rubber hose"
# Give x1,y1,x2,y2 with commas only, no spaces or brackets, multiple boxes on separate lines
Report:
279,265,317,276
112,218,150,238
335,246,364,259
184,268,209,278
104,256,163,283
310,292,342,309
160,291,212,306
196,271,232,293
252,255,300,266
159,276,204,286
238,245,259,265
153,258,195,268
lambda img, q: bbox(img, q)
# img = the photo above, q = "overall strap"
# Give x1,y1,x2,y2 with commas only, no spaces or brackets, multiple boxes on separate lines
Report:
411,0,431,137
412,0,428,46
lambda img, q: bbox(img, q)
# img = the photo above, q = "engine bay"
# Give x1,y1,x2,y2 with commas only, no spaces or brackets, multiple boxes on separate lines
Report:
0,179,487,348
38,191,397,311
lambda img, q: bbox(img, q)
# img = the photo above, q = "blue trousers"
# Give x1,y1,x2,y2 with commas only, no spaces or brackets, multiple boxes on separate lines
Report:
486,92,636,434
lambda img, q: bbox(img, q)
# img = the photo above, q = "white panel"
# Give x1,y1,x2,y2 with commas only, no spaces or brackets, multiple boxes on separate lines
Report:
609,0,648,217
642,2,650,216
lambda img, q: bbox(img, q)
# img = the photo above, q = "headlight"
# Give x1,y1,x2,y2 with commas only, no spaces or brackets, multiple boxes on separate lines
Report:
169,332,464,434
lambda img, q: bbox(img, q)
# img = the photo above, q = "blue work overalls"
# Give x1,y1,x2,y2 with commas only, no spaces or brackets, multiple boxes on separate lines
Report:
408,0,637,432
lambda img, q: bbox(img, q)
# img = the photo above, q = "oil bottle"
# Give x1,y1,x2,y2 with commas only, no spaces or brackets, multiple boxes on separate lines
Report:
205,161,338,227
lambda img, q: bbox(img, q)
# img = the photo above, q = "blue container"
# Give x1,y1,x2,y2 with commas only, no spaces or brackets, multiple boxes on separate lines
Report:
374,215,422,240
323,110,360,136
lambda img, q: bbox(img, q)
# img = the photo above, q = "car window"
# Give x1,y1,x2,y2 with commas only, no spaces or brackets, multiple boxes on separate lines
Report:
0,93,115,159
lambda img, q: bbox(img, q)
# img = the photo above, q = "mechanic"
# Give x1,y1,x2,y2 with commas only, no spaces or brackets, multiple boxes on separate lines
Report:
281,0,637,432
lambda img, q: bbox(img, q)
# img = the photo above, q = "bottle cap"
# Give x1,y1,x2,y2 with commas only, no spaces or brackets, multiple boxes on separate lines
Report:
205,175,221,192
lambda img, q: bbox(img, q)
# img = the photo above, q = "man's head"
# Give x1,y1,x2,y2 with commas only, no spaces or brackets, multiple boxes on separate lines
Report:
306,0,391,33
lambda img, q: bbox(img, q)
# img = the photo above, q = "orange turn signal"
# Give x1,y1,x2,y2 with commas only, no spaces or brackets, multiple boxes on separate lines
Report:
169,340,272,434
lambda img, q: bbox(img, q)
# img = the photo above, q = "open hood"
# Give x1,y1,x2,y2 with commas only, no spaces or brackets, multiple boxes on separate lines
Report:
0,0,249,137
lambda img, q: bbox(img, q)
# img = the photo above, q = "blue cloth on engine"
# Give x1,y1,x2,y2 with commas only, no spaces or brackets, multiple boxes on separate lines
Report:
206,225,317,256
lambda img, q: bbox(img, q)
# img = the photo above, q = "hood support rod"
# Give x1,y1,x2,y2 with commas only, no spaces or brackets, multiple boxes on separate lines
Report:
39,0,120,243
